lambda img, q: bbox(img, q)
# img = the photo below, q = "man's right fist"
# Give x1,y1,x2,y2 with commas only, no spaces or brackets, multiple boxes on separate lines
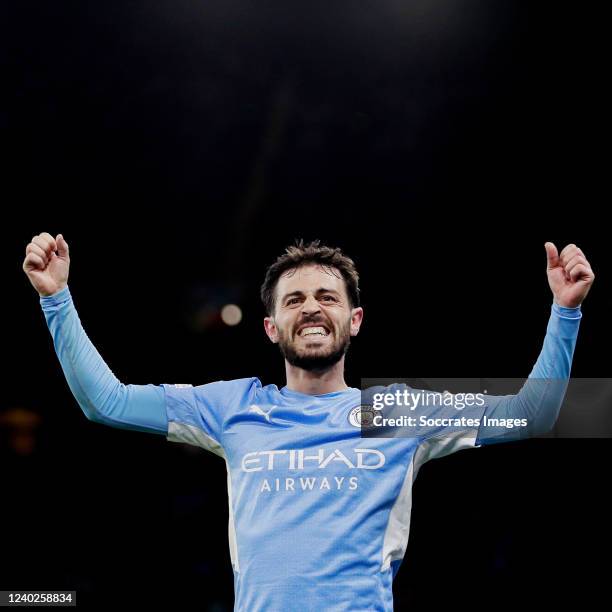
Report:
23,232,70,297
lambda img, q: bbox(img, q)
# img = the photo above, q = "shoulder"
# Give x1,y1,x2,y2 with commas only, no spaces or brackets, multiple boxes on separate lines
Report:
192,377,279,404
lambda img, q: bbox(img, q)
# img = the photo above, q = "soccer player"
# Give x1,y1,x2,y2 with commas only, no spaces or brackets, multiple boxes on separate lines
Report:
23,232,594,611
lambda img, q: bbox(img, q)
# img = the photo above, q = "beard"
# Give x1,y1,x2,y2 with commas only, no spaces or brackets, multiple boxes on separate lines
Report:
277,317,351,372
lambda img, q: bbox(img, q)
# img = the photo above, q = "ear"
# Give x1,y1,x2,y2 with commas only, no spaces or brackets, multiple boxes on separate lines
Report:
264,316,279,343
350,307,364,337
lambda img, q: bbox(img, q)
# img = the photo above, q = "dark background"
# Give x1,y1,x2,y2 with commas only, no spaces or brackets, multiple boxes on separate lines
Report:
2,1,609,609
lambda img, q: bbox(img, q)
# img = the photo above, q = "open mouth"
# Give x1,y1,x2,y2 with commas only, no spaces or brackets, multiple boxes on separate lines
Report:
297,325,330,338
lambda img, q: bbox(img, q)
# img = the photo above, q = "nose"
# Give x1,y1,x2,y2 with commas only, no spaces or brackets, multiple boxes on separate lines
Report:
300,294,321,315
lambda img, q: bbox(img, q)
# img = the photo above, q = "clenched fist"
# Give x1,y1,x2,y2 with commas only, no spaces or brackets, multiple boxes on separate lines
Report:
23,232,70,297
545,242,595,308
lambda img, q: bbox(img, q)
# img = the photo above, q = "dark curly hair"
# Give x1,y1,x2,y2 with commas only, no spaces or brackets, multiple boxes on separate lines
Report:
260,239,360,316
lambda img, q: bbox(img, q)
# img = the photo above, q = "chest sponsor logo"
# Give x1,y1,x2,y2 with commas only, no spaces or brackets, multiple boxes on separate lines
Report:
241,447,386,493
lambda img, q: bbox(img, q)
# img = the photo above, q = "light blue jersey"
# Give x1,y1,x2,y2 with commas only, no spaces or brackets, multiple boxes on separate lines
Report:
40,286,581,611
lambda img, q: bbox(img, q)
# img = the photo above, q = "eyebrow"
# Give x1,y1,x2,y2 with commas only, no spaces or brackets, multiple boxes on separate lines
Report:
280,288,341,302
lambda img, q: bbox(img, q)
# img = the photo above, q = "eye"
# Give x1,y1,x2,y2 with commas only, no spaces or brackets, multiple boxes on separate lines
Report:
320,295,337,302
286,297,301,305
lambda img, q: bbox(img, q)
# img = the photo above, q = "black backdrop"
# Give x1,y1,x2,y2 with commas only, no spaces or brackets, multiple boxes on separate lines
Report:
2,1,610,609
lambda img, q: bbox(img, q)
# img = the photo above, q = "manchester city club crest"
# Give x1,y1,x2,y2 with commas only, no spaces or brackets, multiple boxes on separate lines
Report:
348,405,376,428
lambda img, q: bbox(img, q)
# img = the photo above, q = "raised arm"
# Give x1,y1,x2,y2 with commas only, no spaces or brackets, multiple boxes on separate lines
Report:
476,242,595,444
23,232,168,435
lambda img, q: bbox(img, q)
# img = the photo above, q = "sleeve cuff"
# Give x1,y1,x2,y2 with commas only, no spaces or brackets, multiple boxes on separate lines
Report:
552,301,582,320
548,301,582,340
40,286,72,309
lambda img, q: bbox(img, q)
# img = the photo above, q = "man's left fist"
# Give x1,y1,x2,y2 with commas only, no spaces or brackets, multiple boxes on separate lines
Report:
545,242,595,308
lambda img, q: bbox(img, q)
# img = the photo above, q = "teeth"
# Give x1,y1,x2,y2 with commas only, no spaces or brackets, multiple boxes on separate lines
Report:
300,326,328,337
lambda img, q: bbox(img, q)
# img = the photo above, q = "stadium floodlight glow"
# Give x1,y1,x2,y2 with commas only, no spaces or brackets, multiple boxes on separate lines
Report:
221,303,242,326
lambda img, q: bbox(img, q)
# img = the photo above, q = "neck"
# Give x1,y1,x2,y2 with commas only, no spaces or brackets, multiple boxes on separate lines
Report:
284,357,349,395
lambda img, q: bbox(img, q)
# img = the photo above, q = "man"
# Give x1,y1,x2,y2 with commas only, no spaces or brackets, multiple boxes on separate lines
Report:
23,232,594,611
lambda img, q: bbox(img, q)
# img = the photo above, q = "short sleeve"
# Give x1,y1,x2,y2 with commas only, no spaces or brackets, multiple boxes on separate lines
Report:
161,377,260,457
